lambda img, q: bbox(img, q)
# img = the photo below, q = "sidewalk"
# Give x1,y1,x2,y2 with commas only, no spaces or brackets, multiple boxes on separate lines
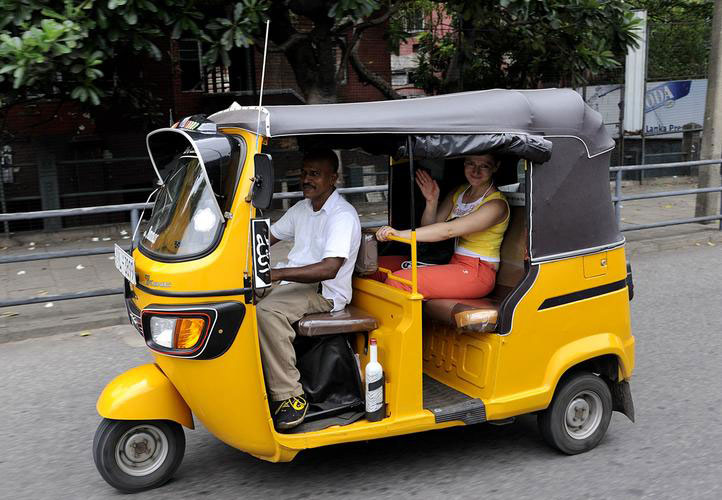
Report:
1,176,720,343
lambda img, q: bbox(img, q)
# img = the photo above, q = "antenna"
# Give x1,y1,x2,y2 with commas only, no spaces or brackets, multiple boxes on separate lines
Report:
255,20,271,142
247,19,271,282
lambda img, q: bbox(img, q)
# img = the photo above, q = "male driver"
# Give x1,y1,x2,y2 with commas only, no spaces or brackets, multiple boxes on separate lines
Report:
258,148,361,430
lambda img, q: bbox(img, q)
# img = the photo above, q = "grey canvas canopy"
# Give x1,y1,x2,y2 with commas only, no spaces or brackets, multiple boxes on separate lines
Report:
209,88,614,162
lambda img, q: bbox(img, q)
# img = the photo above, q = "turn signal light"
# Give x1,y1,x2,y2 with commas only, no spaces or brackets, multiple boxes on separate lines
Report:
175,318,205,349
145,312,210,353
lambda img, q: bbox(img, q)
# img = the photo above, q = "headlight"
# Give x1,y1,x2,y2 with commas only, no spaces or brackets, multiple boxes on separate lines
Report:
150,316,176,348
144,312,210,353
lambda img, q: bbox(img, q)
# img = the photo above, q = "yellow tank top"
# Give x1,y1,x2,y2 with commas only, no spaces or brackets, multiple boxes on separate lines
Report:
449,185,510,263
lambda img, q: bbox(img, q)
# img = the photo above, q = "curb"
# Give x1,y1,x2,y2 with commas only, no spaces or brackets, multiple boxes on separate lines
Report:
0,309,127,344
625,228,722,257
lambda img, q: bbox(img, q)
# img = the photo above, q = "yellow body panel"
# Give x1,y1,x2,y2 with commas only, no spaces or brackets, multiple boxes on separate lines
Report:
422,247,634,420
97,363,194,429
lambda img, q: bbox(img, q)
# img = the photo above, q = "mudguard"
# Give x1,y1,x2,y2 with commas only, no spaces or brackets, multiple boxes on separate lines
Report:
97,363,194,429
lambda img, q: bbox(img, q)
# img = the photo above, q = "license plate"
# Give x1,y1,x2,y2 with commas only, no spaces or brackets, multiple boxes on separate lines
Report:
114,244,136,285
251,218,271,289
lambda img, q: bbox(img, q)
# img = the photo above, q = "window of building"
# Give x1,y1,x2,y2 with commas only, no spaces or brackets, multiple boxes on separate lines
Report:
206,66,231,94
179,42,256,94
404,8,426,32
392,71,409,86
178,40,205,92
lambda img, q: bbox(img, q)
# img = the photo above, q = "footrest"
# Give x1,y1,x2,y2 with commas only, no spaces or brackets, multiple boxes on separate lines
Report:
423,375,486,425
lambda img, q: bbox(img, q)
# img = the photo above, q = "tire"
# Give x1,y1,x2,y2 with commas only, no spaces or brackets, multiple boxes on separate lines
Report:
93,419,185,493
537,372,612,455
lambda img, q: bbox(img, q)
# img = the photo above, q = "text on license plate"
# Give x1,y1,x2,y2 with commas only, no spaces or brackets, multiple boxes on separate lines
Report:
114,244,136,285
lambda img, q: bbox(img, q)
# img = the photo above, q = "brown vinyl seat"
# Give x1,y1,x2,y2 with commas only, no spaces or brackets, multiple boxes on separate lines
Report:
423,204,527,333
424,297,501,332
296,305,378,337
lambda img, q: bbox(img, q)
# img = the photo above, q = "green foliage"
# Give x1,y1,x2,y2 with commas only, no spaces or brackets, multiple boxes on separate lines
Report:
410,0,642,93
0,0,269,109
328,0,381,20
0,0,401,110
634,0,713,80
387,0,437,55
203,1,267,68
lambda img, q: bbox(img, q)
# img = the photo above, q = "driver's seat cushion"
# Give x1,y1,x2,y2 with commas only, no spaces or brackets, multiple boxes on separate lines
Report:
296,305,378,337
423,297,500,333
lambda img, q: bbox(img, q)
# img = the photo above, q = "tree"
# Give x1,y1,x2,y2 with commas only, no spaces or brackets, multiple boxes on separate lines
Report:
263,0,405,104
0,0,404,117
634,0,714,81
406,0,642,94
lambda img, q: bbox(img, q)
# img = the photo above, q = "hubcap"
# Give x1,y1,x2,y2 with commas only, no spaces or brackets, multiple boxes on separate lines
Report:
115,424,169,477
564,390,603,440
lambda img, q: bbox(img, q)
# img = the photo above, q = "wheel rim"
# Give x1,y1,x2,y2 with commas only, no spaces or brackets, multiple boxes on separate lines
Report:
563,390,603,440
114,424,169,477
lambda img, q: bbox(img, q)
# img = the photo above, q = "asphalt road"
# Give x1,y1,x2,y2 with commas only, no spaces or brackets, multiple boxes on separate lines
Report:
1,244,721,499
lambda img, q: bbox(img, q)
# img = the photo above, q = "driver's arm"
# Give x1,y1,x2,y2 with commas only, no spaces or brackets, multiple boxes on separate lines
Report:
271,257,344,283
269,205,294,246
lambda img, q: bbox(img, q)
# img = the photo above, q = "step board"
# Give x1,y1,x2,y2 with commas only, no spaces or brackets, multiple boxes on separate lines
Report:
423,375,486,425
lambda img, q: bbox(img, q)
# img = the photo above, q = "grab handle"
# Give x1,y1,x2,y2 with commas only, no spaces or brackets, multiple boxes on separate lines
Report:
384,231,422,300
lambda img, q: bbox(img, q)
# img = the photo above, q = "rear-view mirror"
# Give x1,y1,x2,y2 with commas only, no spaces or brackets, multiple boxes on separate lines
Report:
251,153,274,210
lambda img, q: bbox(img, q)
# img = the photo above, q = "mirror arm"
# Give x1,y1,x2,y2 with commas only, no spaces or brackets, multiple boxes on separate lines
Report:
245,176,257,202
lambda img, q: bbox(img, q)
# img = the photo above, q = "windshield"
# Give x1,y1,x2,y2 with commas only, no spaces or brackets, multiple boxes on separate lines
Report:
141,154,224,258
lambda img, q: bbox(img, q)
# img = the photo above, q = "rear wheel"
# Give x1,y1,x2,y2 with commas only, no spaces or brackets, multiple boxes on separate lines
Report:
538,372,612,455
93,419,185,493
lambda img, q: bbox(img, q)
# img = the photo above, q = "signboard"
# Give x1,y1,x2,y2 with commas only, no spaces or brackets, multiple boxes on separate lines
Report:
623,9,648,134
582,79,707,138
251,218,271,289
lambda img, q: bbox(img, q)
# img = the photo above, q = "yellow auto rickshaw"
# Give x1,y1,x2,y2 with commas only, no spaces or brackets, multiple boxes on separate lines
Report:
94,89,635,493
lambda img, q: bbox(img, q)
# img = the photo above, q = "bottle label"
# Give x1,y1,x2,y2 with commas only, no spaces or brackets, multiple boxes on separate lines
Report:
366,374,384,413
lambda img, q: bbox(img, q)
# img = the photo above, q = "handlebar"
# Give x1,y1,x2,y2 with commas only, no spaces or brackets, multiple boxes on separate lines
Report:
379,231,422,299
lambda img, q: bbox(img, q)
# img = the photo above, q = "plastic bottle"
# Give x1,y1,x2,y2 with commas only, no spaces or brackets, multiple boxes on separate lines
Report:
365,338,385,421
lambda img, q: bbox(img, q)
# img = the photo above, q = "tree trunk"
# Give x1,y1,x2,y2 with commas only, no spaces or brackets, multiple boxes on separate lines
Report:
695,0,722,219
268,4,338,104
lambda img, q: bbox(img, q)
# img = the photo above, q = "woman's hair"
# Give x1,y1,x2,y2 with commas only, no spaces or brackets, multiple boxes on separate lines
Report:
463,153,500,165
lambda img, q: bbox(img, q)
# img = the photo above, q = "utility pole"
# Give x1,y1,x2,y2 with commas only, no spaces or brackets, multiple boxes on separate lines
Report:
695,0,722,218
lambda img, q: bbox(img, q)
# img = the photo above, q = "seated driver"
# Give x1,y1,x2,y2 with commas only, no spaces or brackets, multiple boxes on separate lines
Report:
260,148,361,431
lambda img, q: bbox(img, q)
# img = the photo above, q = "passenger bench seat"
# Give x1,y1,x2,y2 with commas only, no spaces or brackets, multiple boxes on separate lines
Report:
423,205,527,333
424,297,500,332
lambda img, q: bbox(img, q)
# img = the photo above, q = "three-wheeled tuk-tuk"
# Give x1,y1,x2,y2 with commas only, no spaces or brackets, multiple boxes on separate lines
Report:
94,89,635,493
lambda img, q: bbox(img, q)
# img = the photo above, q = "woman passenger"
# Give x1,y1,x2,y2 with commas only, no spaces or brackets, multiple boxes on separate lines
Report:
374,154,509,299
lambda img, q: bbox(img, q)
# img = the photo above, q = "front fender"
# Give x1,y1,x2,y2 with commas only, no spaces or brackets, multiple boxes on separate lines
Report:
97,363,194,429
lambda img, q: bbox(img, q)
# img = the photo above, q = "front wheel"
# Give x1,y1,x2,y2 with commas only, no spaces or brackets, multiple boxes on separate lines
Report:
537,372,612,455
93,419,185,493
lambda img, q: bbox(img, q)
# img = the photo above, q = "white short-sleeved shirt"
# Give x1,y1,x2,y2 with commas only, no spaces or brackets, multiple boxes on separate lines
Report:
270,189,361,311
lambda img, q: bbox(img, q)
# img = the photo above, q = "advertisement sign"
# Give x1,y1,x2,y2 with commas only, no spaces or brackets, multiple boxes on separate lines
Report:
582,79,707,138
251,218,271,289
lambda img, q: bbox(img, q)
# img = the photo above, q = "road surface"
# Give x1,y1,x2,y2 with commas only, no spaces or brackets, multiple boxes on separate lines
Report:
1,244,721,499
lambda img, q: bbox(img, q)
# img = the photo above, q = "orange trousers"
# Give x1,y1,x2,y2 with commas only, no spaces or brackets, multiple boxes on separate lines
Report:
374,253,496,299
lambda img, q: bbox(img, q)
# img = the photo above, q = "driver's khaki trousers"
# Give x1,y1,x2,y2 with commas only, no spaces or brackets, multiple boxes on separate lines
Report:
256,282,333,401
